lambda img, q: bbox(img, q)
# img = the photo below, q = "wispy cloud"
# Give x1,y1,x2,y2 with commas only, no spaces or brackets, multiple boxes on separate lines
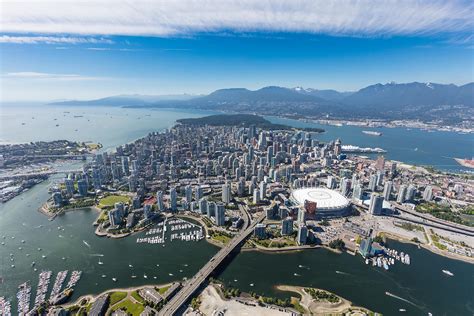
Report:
1,1,472,39
86,47,145,52
0,35,113,44
4,72,104,81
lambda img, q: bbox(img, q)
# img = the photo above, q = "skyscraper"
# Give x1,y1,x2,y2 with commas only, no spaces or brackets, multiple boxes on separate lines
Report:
326,176,336,189
397,185,407,203
281,217,294,236
156,190,164,212
77,179,88,196
340,178,351,197
170,187,177,212
259,181,267,200
423,185,433,201
253,188,260,204
195,186,203,201
199,198,208,215
185,185,193,204
254,223,266,239
121,156,130,175
215,203,226,226
368,174,377,192
369,193,384,215
222,182,231,204
297,224,308,245
383,181,392,201
64,178,75,196
406,184,417,202
352,184,363,200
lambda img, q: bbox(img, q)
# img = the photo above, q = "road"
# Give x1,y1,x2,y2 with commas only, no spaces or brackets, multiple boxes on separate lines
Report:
158,209,265,316
392,202,474,235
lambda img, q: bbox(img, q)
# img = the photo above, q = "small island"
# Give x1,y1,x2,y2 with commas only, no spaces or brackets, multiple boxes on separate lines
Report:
177,114,325,133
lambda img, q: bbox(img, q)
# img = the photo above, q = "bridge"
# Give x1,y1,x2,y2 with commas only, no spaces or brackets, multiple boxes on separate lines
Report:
159,209,265,316
0,169,82,181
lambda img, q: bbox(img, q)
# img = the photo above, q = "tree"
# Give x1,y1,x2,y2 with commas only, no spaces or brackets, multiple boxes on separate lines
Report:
329,239,345,250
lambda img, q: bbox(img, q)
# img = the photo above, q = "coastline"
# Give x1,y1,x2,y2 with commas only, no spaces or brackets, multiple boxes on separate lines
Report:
275,284,373,315
380,231,474,264
63,281,174,308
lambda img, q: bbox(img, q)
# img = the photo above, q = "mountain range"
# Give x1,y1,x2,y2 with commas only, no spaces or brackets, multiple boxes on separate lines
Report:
50,82,474,123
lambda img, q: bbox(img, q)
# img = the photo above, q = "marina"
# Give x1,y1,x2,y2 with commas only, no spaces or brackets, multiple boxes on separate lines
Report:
50,270,68,299
6,270,82,314
136,217,204,245
16,282,31,315
33,270,52,307
0,297,12,316
0,107,473,315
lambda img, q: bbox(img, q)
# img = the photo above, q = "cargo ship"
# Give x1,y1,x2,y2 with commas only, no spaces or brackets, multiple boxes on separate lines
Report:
362,130,382,136
454,158,474,169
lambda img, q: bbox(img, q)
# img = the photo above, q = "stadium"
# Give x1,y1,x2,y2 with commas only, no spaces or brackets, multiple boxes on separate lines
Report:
291,187,351,218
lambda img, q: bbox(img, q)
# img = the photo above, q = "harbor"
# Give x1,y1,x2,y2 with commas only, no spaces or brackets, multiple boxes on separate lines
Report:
6,270,83,315
136,217,204,245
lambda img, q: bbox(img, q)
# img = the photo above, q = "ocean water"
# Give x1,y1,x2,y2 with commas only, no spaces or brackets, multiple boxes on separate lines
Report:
1,104,473,315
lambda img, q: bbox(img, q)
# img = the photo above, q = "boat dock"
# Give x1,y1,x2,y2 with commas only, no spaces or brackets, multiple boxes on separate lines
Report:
33,270,52,307
16,282,31,315
50,270,68,299
0,296,12,316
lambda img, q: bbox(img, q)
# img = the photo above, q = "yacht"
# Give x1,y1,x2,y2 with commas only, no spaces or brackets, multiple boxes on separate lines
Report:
442,270,454,276
112,278,117,282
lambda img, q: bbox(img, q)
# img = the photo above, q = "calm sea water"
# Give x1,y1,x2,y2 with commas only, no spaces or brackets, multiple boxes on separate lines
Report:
267,116,474,173
1,104,473,315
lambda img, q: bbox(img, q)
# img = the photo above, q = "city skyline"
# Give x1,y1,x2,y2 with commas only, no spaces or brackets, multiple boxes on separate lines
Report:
1,0,473,101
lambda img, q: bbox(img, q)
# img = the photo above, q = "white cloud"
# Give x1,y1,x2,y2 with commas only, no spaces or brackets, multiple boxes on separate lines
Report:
0,0,472,38
4,72,103,81
0,35,113,44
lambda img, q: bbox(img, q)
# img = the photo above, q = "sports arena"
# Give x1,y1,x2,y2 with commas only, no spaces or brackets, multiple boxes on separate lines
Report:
291,187,351,218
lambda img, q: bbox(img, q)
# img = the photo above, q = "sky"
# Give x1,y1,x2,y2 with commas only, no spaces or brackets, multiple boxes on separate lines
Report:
0,0,473,102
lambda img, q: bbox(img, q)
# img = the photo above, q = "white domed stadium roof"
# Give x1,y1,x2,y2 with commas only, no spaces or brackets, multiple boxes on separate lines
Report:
291,187,349,211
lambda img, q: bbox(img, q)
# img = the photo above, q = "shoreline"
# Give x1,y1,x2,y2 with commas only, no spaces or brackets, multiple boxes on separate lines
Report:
380,231,474,264
63,281,174,308
275,284,372,315
38,202,473,264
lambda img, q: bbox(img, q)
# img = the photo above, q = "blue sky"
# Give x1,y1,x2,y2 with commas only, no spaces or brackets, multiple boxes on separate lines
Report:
1,1,473,101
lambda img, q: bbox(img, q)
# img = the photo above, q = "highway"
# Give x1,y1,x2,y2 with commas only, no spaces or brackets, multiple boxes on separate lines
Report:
392,202,474,235
158,209,265,316
356,201,474,237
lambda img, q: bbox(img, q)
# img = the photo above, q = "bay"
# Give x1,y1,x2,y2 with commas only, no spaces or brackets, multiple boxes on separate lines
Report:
0,104,473,315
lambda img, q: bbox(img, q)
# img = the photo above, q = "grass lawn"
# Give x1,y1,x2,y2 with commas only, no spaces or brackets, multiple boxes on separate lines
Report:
131,290,144,303
211,233,232,245
158,285,171,295
109,291,127,305
98,195,130,209
111,298,144,316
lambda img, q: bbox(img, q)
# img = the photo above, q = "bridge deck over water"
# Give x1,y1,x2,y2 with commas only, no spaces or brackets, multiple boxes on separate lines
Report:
159,211,265,316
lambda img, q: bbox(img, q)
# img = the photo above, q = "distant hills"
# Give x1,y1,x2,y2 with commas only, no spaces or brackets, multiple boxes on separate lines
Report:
49,82,474,123
49,94,197,107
